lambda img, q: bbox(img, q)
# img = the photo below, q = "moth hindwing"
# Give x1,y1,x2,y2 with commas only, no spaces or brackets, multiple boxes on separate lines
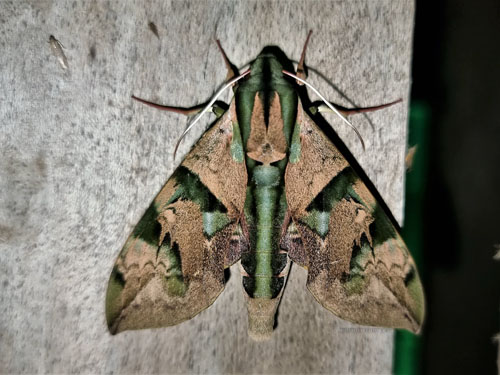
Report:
106,36,425,340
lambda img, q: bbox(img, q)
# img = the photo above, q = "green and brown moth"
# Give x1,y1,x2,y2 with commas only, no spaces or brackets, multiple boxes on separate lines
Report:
105,32,425,340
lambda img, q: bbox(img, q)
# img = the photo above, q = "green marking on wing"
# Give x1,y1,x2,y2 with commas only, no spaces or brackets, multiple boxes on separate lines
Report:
404,266,425,323
171,168,226,209
230,121,245,163
168,167,232,238
344,240,373,296
133,167,214,246
133,203,161,246
170,167,211,209
349,238,373,275
302,211,330,237
159,240,187,297
276,84,297,147
105,266,125,327
289,122,301,163
369,203,398,247
203,211,231,238
343,274,365,296
301,167,356,237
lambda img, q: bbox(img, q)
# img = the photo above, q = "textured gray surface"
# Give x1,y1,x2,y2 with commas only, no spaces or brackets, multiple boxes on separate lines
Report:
0,1,414,373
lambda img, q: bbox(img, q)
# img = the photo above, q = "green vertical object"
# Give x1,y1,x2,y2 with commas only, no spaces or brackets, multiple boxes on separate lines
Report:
393,101,430,375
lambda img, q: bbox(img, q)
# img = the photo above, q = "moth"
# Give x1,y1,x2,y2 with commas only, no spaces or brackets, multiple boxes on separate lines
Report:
106,32,425,340
48,35,68,70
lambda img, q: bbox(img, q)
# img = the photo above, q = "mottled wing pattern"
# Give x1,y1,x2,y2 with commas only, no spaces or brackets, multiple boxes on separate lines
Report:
106,101,247,334
283,101,425,333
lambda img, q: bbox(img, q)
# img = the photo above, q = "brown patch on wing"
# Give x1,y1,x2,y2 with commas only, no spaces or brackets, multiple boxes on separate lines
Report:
285,101,348,216
246,93,287,164
183,100,247,218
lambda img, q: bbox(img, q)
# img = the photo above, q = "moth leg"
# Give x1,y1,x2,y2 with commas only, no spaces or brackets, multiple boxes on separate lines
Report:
296,30,313,84
216,39,239,82
309,98,402,117
132,96,228,118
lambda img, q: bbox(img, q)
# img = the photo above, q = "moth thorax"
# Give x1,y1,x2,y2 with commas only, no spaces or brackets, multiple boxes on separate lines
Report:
246,93,287,164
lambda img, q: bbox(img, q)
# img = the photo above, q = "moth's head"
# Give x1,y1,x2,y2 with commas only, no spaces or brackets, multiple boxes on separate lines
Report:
250,46,295,79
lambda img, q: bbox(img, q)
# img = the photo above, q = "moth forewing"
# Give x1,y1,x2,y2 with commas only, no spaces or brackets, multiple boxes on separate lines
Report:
106,100,247,334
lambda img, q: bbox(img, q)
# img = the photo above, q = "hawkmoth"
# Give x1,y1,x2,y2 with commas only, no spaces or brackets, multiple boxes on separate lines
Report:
105,32,425,340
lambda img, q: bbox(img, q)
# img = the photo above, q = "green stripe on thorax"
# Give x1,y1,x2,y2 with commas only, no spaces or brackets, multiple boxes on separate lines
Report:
236,51,297,150
236,49,297,299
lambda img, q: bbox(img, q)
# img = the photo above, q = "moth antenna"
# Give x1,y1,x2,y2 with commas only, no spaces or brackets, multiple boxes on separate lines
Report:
282,70,366,150
173,69,251,159
316,98,402,116
131,96,205,115
216,39,239,81
296,30,313,83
